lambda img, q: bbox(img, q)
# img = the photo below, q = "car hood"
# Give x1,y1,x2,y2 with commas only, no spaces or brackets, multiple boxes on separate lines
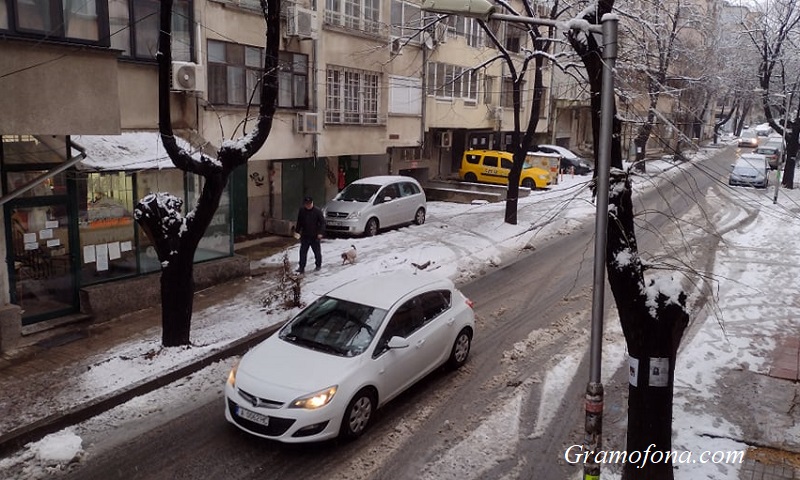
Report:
324,199,372,214
236,335,361,399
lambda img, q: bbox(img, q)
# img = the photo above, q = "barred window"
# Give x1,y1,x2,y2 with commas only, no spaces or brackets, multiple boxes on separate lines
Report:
326,66,380,124
426,62,479,103
325,0,380,35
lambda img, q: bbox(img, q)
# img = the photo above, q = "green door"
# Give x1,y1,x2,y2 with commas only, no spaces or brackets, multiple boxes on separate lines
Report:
230,163,248,238
281,158,329,220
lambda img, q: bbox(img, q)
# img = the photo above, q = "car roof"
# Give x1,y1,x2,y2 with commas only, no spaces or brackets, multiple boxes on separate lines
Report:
737,154,767,165
351,175,420,186
535,145,579,158
326,271,453,310
464,149,512,156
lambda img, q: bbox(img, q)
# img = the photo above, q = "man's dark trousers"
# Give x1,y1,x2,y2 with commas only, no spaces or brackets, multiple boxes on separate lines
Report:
298,236,321,272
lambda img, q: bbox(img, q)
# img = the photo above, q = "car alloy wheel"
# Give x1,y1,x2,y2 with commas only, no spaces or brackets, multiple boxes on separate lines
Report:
414,208,426,225
521,178,534,189
447,328,472,369
365,218,379,237
341,389,376,439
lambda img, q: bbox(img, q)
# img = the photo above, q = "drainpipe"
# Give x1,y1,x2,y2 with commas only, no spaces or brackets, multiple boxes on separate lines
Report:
311,1,320,178
421,42,429,177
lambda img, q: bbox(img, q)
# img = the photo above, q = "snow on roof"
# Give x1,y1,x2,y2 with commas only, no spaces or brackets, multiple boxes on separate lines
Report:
74,131,204,172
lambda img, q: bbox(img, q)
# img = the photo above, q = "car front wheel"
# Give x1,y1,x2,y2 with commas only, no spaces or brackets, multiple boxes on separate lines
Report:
446,328,472,370
464,173,478,183
340,389,376,440
521,178,534,189
414,208,426,225
364,218,379,237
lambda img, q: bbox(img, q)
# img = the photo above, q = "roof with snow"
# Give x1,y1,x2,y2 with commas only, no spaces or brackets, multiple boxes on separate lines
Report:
74,131,206,172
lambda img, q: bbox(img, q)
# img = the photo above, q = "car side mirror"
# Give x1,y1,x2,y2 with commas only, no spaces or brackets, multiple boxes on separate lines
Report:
387,336,409,349
383,196,393,202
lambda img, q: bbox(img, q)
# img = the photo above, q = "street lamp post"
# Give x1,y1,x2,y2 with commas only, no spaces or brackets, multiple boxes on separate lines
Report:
420,1,618,478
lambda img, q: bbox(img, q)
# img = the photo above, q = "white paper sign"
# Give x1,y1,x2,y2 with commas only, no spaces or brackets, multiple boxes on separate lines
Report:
23,233,36,243
120,241,133,252
83,245,96,263
628,356,639,386
108,242,121,260
45,220,59,229
96,244,109,272
649,357,669,387
39,229,53,240
46,239,61,247
24,242,38,251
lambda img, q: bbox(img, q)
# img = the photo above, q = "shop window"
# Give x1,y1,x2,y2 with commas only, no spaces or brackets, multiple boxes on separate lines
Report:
135,169,185,273
187,173,232,262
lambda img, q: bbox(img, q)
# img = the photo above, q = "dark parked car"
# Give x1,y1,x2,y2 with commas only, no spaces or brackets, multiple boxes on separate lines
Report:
531,144,593,175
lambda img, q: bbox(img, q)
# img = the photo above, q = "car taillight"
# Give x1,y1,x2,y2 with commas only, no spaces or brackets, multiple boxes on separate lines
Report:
466,298,474,309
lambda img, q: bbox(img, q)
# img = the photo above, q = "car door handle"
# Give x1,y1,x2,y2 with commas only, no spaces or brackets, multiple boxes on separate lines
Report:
446,318,455,326
416,339,425,348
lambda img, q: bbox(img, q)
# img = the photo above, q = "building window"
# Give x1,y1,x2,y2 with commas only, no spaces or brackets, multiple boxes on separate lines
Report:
325,0,380,35
426,62,479,103
9,0,105,42
500,77,524,108
107,0,191,61
207,39,264,107
389,75,422,115
390,0,419,40
464,18,483,47
504,24,526,53
278,51,309,109
326,66,380,124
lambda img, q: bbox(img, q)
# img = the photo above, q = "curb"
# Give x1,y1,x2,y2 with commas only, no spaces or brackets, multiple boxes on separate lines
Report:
0,324,282,457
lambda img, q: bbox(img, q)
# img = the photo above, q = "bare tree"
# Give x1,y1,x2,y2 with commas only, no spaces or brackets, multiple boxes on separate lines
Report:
744,0,800,188
568,1,690,478
134,0,279,347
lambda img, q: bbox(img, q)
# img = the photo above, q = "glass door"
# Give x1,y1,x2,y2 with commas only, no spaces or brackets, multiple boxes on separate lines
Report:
7,199,77,325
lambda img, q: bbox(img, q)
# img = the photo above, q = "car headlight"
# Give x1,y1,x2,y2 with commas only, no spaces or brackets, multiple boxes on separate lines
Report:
539,175,549,180
290,386,338,409
347,211,361,219
227,359,239,386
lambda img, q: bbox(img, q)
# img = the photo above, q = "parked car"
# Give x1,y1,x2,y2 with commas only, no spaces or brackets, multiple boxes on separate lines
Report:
729,153,769,189
754,145,782,170
322,176,426,237
738,130,759,148
531,144,593,175
460,149,551,189
224,271,475,443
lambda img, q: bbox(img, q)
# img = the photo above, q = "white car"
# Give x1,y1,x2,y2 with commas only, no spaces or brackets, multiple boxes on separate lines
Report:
531,144,593,175
323,175,427,237
224,271,475,443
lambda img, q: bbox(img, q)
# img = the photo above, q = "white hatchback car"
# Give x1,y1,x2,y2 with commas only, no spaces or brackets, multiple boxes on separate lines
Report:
224,271,475,443
322,175,427,236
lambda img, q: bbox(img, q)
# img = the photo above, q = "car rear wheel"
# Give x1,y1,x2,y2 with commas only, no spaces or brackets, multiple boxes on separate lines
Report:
447,328,472,370
464,173,477,183
340,389,376,440
364,218,379,237
414,208,426,225
521,178,534,189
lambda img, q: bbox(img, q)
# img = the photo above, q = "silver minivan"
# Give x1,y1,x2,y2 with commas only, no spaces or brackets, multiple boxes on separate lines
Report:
322,175,427,236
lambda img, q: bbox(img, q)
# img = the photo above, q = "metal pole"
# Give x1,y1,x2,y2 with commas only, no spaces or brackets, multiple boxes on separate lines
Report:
584,14,617,480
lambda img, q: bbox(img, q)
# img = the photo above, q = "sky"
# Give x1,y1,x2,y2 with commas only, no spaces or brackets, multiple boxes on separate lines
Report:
2,134,799,479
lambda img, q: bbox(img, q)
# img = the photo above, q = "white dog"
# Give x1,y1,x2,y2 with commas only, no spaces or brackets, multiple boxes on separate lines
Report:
341,245,357,265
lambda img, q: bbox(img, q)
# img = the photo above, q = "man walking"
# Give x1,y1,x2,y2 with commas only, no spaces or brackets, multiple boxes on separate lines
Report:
295,196,325,273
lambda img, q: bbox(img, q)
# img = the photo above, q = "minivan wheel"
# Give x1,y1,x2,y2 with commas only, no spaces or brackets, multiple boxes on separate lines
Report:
340,389,376,440
464,173,478,183
414,208,426,225
521,178,534,189
365,218,379,237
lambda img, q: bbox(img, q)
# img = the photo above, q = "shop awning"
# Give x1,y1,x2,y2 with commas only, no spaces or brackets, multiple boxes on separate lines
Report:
73,131,210,172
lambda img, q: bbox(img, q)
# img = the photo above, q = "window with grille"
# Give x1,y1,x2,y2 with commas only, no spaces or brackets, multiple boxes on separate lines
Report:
426,62,478,103
325,0,380,35
326,66,380,124
390,0,420,40
500,77,525,108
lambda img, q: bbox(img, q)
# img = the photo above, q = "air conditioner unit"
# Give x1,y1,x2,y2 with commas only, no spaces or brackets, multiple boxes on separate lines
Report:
439,130,452,148
390,37,403,55
296,112,320,134
489,106,504,119
171,61,205,92
287,6,317,39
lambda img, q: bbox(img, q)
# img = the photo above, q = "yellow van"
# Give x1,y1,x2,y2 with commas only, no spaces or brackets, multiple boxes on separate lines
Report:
459,150,551,189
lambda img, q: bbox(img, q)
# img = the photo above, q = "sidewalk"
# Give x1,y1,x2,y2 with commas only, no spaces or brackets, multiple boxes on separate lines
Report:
0,235,294,456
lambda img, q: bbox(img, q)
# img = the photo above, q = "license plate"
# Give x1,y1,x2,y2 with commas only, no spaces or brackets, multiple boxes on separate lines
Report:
236,405,270,426
327,220,342,227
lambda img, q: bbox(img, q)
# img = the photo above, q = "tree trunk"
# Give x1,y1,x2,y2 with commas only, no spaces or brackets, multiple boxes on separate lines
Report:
782,121,799,189
160,256,195,346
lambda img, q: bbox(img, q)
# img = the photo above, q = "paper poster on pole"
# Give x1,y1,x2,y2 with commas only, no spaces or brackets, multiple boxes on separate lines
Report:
45,220,59,229
39,229,53,240
83,245,96,263
96,244,109,272
120,241,133,252
628,356,639,386
649,357,669,387
108,242,121,260
46,239,61,248
23,233,36,243
24,242,38,251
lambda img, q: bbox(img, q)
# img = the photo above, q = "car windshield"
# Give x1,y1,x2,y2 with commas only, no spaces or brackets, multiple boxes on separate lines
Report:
733,163,761,175
336,184,380,202
279,296,387,357
755,148,776,154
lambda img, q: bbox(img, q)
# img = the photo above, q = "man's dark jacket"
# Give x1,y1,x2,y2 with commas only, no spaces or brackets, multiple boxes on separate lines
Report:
296,206,325,239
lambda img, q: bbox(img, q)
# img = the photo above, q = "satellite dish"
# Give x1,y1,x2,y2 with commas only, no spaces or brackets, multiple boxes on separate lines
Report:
422,31,435,50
